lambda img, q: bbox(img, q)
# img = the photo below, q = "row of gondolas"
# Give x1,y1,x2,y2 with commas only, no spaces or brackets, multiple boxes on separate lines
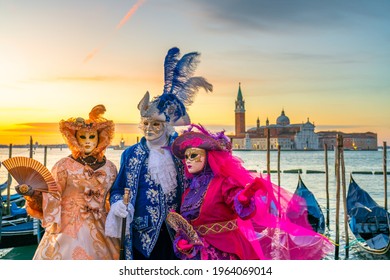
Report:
1,178,44,249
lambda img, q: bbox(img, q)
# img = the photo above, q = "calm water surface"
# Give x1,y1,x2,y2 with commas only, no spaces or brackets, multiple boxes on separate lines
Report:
1,147,389,260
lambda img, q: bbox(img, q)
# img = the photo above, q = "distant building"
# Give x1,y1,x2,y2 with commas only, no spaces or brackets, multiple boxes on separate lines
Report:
230,84,318,150
229,84,377,150
318,131,378,150
235,82,246,137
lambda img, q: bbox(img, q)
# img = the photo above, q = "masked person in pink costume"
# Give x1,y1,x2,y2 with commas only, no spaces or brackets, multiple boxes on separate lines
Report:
169,124,333,260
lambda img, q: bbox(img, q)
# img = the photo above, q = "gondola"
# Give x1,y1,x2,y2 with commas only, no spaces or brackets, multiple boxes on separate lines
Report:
1,200,41,249
347,176,390,254
1,191,37,249
286,175,325,234
1,202,28,221
1,178,24,207
1,193,25,207
0,200,41,249
0,178,10,193
0,217,42,249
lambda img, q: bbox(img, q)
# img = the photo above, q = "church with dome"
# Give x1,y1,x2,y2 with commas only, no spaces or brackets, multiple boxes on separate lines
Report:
230,83,377,150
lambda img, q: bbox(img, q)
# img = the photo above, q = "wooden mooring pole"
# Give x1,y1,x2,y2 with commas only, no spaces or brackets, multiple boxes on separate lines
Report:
38,146,48,244
340,138,349,259
277,145,281,186
335,135,341,260
277,145,281,218
29,136,33,158
324,143,330,229
6,144,13,215
267,128,270,176
384,141,388,211
44,146,48,167
334,147,337,176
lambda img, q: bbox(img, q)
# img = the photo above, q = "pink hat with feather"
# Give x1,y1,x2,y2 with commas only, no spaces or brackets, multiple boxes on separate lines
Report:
172,124,232,159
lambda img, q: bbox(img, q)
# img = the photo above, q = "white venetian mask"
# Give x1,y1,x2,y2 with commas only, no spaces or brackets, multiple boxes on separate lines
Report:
76,130,98,155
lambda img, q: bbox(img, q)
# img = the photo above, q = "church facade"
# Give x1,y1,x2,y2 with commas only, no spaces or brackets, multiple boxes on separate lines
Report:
229,84,377,150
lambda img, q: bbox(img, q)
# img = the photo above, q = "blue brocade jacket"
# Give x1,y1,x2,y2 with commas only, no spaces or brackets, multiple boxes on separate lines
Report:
109,134,185,259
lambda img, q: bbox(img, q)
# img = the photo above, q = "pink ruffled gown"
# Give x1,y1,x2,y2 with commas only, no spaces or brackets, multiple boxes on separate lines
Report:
27,157,120,260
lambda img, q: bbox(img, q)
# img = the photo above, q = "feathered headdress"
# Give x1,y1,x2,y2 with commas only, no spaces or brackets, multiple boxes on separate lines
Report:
138,47,213,126
59,104,115,161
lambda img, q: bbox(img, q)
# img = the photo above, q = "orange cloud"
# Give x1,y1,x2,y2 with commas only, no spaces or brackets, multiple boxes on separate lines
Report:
83,48,100,64
116,0,146,30
83,0,146,64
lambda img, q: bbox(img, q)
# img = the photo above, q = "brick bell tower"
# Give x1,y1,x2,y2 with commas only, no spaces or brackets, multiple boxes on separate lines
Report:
235,83,246,137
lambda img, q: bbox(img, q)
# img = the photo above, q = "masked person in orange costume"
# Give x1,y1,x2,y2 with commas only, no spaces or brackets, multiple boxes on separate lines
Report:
18,105,120,260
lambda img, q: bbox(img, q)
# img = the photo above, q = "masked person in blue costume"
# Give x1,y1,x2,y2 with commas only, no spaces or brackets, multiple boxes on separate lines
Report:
105,47,212,260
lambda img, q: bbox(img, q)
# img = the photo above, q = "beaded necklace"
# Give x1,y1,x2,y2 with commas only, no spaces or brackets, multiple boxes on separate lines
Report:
79,156,98,166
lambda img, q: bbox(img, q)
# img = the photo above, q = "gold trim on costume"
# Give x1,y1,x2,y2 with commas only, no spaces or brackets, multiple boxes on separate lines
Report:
195,219,238,235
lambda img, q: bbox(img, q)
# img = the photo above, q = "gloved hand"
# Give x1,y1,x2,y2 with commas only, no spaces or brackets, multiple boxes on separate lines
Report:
105,201,134,238
127,203,135,224
110,200,128,218
177,239,194,253
237,177,265,205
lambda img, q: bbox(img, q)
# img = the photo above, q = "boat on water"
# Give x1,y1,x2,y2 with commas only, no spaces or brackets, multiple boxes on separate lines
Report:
0,217,42,249
1,202,27,220
1,193,24,206
1,200,42,249
0,178,11,193
286,175,326,234
346,176,390,254
0,181,7,193
1,190,41,249
113,137,127,150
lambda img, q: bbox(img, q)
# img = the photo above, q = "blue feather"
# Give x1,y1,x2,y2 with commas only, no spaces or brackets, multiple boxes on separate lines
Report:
170,52,200,96
163,47,180,94
155,47,212,125
179,77,213,106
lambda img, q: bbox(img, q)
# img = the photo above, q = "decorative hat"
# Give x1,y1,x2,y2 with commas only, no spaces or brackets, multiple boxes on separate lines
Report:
138,47,212,126
172,124,232,159
59,105,115,161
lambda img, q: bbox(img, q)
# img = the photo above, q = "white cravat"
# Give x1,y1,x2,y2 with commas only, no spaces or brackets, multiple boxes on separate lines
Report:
146,133,178,195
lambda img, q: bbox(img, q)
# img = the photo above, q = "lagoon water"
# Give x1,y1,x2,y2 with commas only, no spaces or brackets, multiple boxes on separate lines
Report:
1,147,389,260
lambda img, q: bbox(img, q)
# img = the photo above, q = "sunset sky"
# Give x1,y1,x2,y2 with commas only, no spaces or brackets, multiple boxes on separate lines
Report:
1,0,389,146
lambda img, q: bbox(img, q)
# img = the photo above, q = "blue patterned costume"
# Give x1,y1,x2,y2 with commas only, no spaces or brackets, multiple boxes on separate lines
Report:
109,134,186,259
108,47,211,259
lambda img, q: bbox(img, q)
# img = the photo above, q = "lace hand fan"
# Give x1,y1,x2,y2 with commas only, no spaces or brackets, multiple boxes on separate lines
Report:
166,211,203,246
1,156,58,198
